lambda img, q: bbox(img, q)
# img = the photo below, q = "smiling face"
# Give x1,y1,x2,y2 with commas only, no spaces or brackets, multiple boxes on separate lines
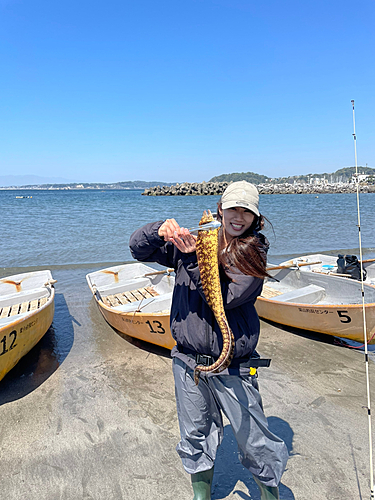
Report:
218,205,256,244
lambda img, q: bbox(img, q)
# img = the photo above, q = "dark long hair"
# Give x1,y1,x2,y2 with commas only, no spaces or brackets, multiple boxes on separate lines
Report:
216,205,271,279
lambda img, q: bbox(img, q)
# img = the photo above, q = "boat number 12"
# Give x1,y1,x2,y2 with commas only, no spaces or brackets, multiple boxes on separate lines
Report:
337,310,352,323
145,320,166,334
0,330,17,356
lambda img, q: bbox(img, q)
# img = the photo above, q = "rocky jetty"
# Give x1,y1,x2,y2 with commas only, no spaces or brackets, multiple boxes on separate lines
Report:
142,181,228,196
142,181,375,196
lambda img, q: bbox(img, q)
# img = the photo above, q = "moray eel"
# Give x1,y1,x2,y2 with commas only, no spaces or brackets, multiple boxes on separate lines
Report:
194,210,235,385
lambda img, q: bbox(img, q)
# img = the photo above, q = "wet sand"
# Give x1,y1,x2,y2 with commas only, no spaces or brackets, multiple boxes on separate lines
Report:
1,266,374,499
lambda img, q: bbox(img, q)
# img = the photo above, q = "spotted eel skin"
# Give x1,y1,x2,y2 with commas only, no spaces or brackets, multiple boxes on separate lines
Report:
194,210,235,384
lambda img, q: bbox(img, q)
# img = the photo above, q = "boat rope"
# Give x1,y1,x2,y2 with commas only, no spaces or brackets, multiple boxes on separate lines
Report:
352,99,374,499
336,329,375,350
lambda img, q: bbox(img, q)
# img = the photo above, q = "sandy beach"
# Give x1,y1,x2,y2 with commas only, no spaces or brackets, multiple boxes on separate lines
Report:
1,266,374,500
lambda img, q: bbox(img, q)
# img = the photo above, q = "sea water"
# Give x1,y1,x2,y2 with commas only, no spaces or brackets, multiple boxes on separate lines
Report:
1,189,375,269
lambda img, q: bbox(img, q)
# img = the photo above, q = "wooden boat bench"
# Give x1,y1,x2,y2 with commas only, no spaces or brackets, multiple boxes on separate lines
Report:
103,286,159,307
0,296,49,319
268,284,326,304
261,285,284,299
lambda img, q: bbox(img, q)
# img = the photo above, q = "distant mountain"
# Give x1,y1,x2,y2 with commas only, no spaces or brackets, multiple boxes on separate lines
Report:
106,180,174,189
0,178,175,190
209,166,375,184
209,172,270,184
0,175,78,187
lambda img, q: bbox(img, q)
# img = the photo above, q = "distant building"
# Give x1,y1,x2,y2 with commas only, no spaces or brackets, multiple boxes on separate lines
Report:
309,177,328,185
351,173,368,183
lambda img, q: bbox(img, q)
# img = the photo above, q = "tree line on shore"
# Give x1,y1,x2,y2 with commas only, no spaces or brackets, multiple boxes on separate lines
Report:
209,166,375,185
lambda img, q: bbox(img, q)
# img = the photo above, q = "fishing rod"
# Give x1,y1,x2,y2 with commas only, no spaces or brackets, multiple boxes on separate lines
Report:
351,99,374,499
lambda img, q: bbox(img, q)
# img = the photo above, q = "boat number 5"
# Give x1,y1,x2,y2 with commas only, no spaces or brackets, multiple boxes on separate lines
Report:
145,320,166,334
0,330,17,356
337,310,351,323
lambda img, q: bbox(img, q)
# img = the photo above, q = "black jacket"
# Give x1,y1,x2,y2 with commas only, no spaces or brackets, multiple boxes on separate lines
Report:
129,221,268,373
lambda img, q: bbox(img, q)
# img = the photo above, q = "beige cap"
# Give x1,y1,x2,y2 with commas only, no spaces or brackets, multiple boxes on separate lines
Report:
221,181,259,216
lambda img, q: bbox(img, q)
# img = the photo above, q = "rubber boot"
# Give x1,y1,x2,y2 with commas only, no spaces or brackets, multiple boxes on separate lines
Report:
191,467,214,500
253,475,280,500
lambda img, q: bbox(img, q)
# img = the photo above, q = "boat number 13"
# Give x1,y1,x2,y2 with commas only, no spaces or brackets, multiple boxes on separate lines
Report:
337,310,352,323
0,330,17,356
145,320,166,334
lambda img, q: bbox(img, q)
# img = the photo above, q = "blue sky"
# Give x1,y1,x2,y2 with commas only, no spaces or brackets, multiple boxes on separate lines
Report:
1,0,374,184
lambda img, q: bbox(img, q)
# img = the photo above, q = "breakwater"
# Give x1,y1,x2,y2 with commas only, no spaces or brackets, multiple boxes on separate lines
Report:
142,181,375,196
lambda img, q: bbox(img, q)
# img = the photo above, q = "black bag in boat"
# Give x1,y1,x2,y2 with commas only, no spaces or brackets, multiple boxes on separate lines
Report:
336,254,366,281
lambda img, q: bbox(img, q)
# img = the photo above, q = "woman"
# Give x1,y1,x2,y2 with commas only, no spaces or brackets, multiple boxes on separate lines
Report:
129,181,288,500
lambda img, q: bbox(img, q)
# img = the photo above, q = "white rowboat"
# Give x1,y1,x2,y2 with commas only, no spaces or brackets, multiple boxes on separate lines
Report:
279,253,375,285
255,265,375,344
0,270,56,381
86,263,176,350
